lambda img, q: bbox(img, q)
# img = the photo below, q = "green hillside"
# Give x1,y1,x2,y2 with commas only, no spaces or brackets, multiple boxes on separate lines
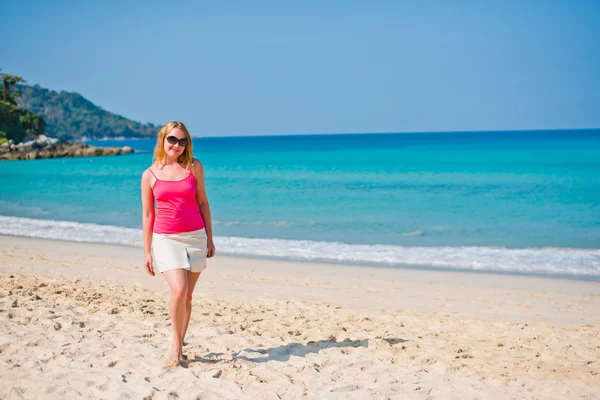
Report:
16,84,158,140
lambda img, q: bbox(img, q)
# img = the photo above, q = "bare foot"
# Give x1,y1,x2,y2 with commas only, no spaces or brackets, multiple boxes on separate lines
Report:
163,357,179,369
165,342,182,367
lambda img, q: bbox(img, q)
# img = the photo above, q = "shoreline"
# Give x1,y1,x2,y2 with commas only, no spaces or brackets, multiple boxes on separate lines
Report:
1,234,599,398
1,232,599,283
1,234,598,324
229,251,600,283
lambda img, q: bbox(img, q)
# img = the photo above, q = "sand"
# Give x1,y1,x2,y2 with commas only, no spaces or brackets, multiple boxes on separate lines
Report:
0,235,598,399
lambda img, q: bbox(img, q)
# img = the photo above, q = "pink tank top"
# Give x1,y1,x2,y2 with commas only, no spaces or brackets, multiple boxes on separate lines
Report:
150,169,205,234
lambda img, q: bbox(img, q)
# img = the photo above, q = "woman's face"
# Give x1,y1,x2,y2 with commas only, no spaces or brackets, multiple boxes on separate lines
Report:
163,127,188,158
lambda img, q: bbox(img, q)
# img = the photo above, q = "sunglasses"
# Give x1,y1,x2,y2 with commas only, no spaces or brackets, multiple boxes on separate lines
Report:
166,135,188,146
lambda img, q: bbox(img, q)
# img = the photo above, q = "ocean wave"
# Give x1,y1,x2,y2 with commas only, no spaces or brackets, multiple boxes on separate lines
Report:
0,215,142,246
1,215,599,277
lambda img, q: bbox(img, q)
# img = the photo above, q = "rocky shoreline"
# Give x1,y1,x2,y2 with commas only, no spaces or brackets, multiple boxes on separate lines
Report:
0,135,134,160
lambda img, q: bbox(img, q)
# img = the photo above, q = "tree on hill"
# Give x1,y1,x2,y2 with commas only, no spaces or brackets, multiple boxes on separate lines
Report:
2,71,26,104
0,70,45,143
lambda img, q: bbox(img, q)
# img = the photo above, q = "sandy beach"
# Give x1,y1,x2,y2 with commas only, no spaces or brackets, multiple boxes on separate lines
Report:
0,235,598,399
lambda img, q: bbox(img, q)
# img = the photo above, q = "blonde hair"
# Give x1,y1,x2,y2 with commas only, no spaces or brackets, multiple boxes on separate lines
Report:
153,120,194,172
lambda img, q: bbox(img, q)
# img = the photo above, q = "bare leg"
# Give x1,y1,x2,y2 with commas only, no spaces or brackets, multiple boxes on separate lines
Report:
163,269,188,363
181,271,202,356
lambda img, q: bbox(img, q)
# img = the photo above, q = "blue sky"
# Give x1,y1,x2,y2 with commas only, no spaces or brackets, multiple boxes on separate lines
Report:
3,1,599,137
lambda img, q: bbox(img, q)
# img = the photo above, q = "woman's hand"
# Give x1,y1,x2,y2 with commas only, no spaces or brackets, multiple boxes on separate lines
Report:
207,238,216,258
144,253,155,276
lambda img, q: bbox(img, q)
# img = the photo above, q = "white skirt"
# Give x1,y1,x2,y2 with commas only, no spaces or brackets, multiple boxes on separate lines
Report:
151,228,208,274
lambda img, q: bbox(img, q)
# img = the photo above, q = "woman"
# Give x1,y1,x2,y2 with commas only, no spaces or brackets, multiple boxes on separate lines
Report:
141,120,216,365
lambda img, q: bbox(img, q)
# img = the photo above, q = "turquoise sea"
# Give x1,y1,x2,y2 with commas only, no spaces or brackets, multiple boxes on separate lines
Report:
1,130,599,279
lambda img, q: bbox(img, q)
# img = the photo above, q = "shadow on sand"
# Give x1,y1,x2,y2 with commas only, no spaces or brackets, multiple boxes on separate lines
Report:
233,337,409,363
181,337,408,367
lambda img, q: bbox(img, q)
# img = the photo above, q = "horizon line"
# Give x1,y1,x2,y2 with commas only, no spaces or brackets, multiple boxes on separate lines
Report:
192,127,600,139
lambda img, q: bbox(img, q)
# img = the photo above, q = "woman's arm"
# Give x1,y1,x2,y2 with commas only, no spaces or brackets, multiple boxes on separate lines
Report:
194,159,215,258
141,169,156,275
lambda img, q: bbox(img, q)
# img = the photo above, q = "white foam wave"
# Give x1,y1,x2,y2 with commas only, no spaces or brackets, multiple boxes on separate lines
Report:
1,215,599,277
0,215,143,246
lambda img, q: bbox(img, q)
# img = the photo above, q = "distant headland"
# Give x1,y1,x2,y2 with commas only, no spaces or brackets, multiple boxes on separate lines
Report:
0,69,157,160
16,84,158,141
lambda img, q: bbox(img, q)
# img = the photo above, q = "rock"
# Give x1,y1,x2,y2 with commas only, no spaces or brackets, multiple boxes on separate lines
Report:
34,135,58,146
82,147,98,157
0,139,136,161
38,151,54,159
